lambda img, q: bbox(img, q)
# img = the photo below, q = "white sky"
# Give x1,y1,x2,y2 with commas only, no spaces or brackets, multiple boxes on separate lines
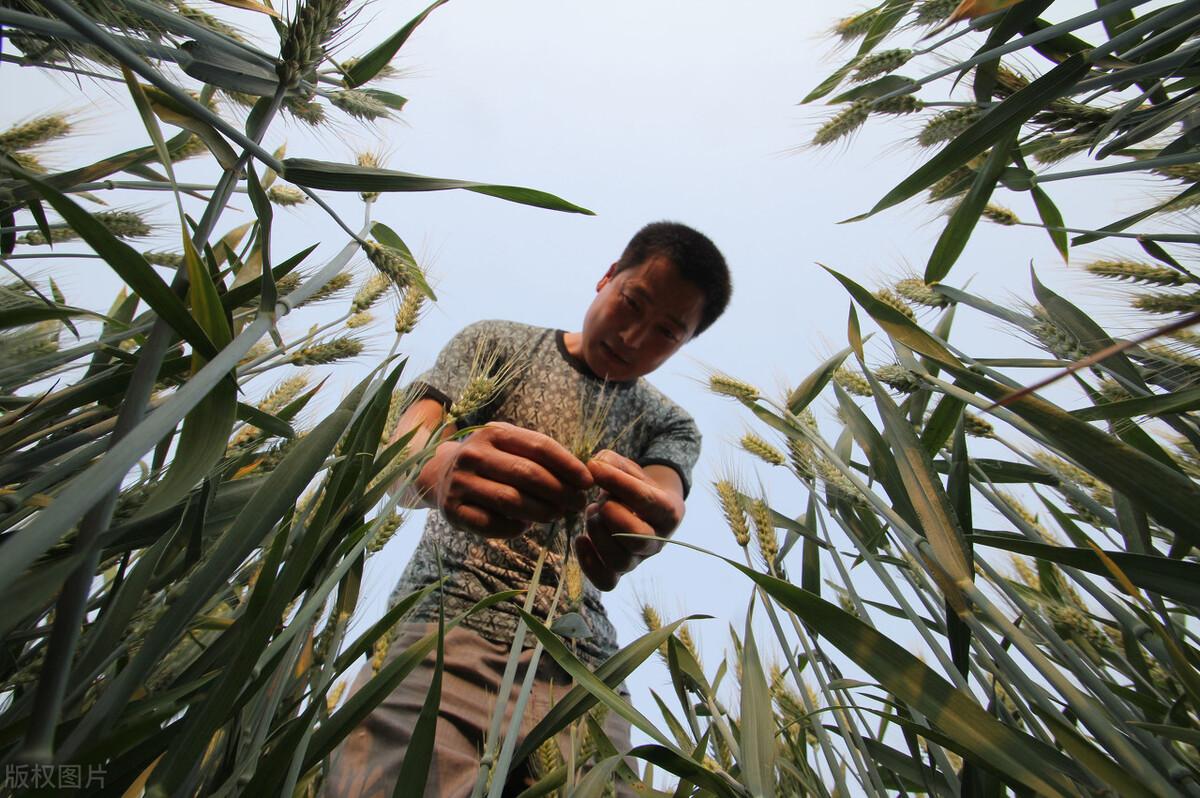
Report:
5,0,1160,774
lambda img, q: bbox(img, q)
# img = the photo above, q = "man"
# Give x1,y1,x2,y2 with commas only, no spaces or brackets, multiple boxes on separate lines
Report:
325,221,730,797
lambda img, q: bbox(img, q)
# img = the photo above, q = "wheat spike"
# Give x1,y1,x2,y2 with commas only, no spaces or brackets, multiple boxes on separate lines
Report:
351,272,391,313
21,210,151,245
872,94,924,115
895,277,949,308
963,412,993,438
1131,290,1200,315
1030,306,1089,360
288,336,363,366
1085,260,1187,287
918,108,980,147
355,150,384,201
815,457,869,509
714,480,750,547
300,271,353,306
564,555,584,609
267,185,308,206
833,10,878,40
928,165,974,201
346,311,374,328
812,100,870,146
1154,163,1200,182
914,0,958,24
748,497,778,570
283,94,326,125
447,345,524,422
1032,135,1090,165
853,49,912,82
0,113,71,151
395,286,426,335
709,373,759,402
371,628,393,674
873,364,922,392
874,287,917,321
364,241,415,288
740,432,785,466
143,250,183,268
982,204,1019,225
367,511,404,554
329,89,392,121
834,367,872,397
341,57,399,81
280,0,352,84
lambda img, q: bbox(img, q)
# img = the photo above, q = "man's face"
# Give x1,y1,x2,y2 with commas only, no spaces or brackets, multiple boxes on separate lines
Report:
579,255,705,382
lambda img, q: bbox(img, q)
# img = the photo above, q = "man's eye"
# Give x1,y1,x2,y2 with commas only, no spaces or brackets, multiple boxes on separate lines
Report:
621,293,639,310
661,327,680,342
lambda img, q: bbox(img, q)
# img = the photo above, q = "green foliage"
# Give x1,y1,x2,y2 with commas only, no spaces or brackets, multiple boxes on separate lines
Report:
0,1,591,794
603,4,1200,795
7,2,1200,797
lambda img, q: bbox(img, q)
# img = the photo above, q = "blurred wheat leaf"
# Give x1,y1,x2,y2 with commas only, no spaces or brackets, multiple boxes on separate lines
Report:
867,369,973,606
738,617,777,798
281,158,595,214
721,557,1082,796
787,344,854,414
512,615,709,768
395,596,446,798
824,266,961,367
924,130,1014,282
297,591,521,780
953,366,1200,541
846,54,1088,222
626,744,743,798
136,239,237,517
1032,706,1158,798
208,0,279,16
1071,385,1200,420
13,167,220,360
974,535,1200,606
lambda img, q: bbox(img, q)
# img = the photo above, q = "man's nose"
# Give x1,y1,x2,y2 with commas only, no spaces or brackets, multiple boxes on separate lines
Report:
619,324,650,349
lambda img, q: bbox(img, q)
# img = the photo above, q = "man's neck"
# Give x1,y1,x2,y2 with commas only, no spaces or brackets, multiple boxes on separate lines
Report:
561,331,583,358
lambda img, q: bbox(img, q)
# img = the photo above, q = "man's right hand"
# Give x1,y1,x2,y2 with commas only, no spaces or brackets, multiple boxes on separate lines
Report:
415,421,593,539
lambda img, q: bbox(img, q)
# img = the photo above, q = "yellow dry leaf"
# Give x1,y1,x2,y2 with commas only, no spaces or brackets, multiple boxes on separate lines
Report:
208,0,280,18
948,0,1024,22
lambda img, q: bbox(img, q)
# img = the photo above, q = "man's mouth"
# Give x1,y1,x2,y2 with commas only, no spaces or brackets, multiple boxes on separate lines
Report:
602,342,629,364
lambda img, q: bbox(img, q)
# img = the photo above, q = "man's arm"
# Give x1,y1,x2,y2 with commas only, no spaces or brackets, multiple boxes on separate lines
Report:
388,397,457,509
574,451,686,591
392,397,593,539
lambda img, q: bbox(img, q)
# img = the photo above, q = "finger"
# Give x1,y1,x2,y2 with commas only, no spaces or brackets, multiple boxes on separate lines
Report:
586,458,672,527
454,473,560,524
592,449,648,479
469,449,588,513
574,533,619,591
595,499,662,558
447,503,529,539
584,507,647,574
485,423,593,490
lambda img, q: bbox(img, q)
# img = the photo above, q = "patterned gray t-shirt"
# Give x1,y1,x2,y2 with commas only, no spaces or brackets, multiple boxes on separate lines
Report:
390,320,701,666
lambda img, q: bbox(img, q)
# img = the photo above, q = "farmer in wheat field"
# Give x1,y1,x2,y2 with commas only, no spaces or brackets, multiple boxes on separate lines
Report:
324,221,731,797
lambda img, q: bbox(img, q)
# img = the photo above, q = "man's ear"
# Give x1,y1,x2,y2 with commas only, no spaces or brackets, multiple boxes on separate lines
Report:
596,262,619,292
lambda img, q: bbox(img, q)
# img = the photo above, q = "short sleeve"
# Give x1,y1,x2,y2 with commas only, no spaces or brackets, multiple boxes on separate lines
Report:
637,399,701,498
408,320,521,426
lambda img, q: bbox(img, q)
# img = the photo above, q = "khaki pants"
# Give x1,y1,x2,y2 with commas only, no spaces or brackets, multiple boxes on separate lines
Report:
322,625,635,798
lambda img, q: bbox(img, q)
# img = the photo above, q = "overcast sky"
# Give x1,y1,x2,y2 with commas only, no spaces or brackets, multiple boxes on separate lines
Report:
5,0,1149,763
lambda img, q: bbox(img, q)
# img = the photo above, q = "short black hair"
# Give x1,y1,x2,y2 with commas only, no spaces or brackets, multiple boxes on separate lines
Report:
614,221,731,336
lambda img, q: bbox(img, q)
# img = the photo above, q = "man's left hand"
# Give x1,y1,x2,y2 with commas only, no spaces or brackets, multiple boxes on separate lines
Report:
574,450,685,591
